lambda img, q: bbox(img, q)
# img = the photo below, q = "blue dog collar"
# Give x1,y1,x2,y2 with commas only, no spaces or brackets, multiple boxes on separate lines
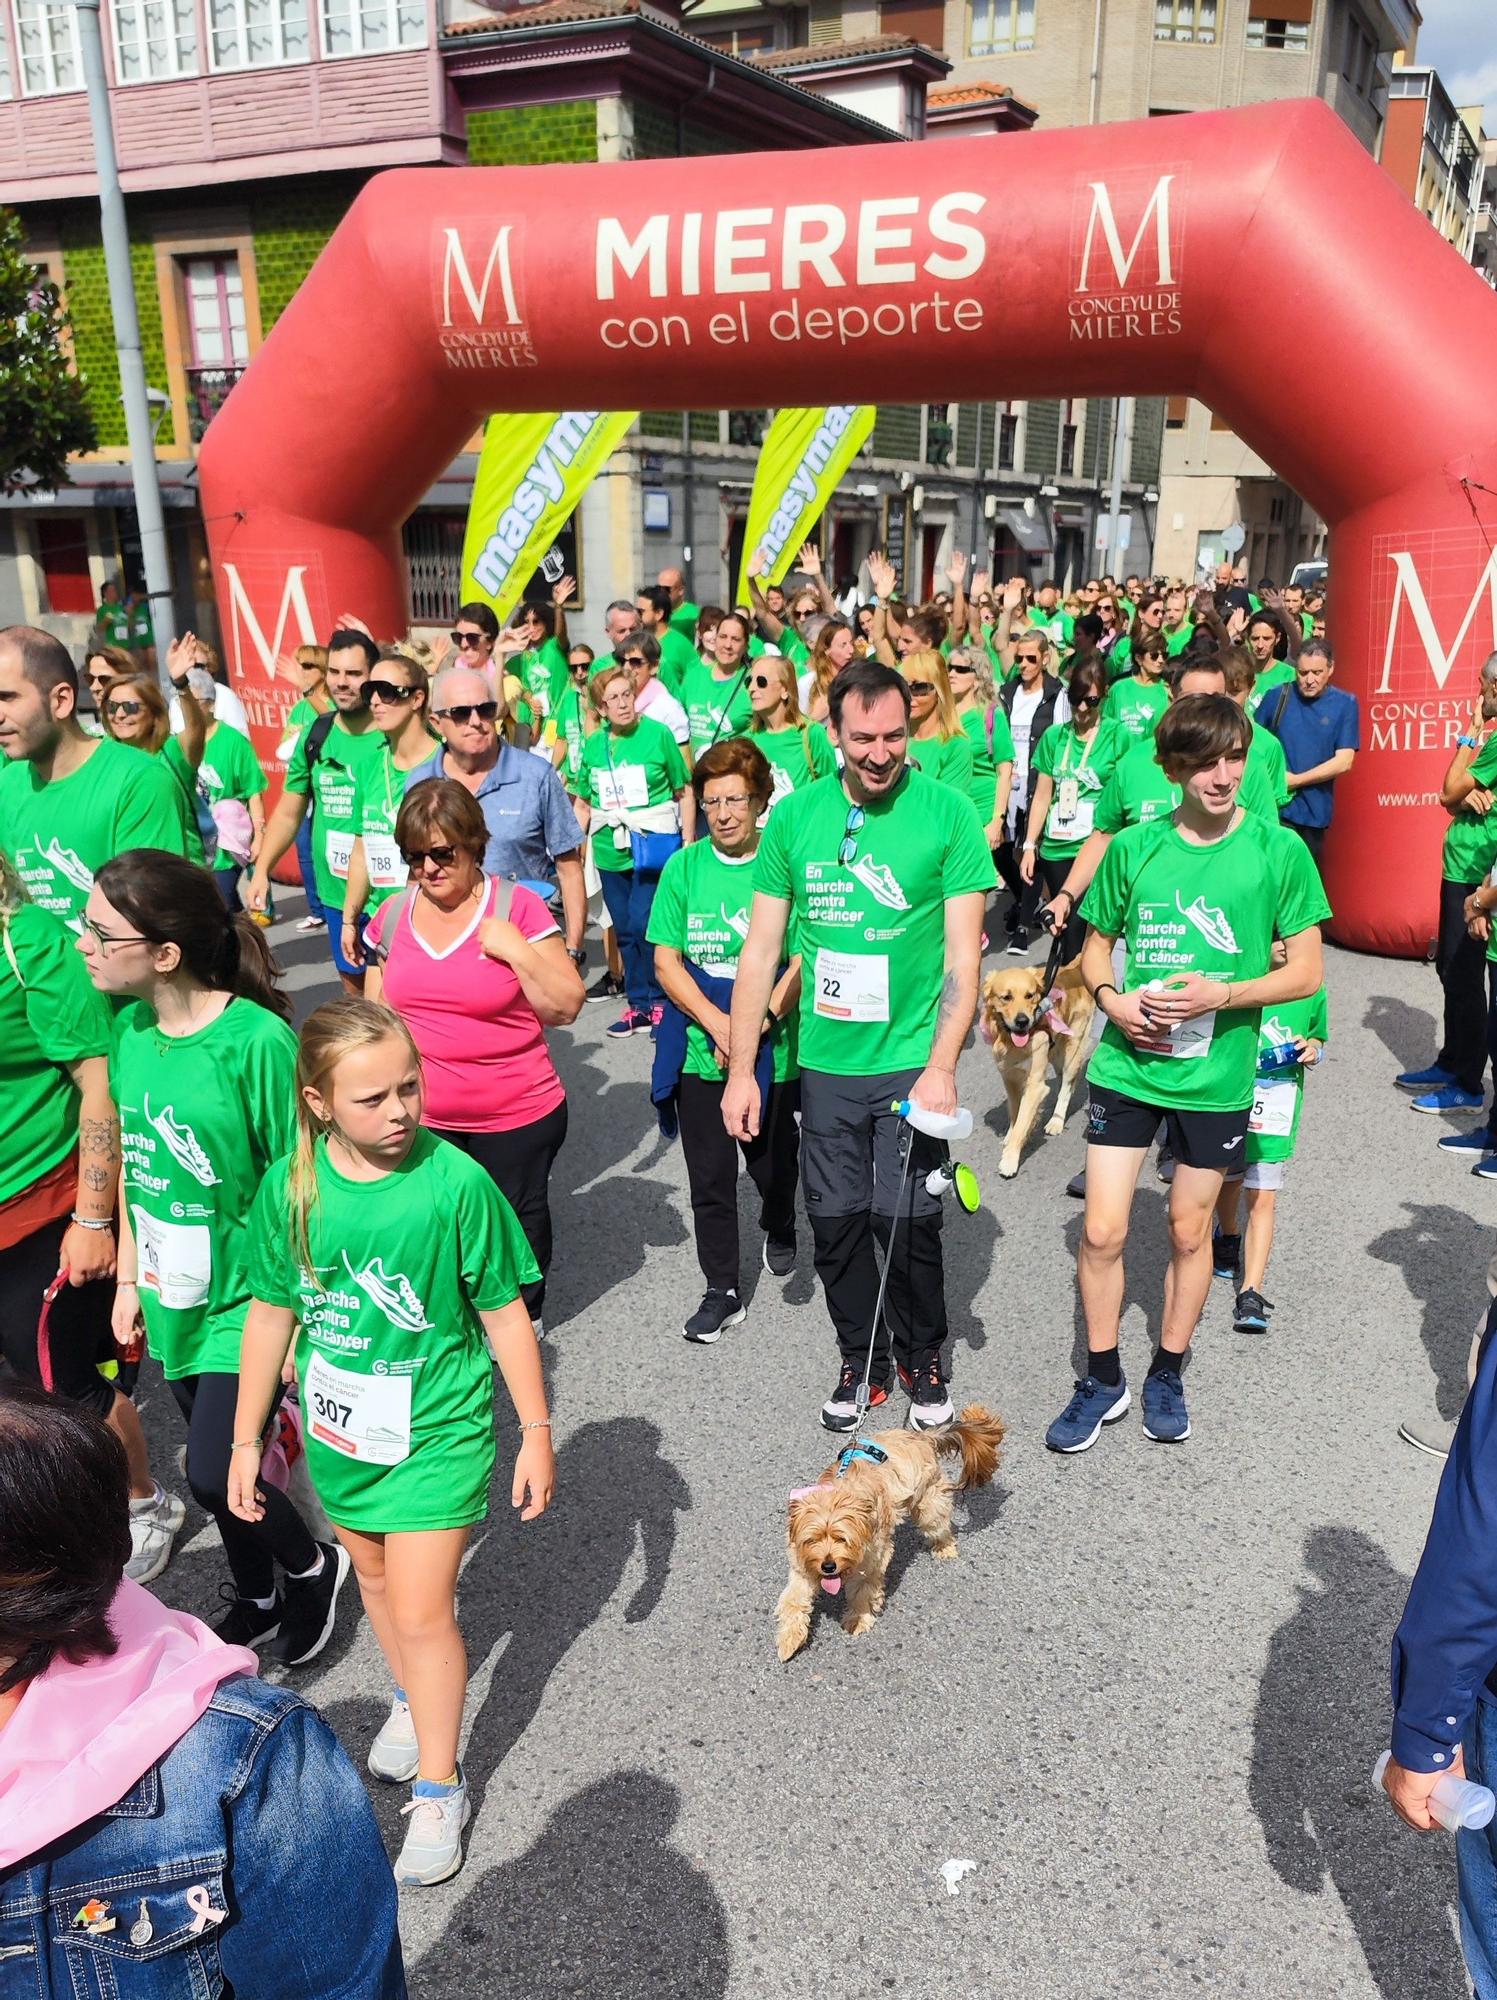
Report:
836,1437,890,1477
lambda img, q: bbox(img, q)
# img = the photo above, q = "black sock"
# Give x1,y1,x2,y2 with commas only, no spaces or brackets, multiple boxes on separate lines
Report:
1149,1345,1184,1379
1089,1345,1121,1387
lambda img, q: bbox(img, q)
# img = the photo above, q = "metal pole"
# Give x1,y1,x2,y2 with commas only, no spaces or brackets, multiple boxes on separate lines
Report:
73,0,176,663
1104,395,1130,572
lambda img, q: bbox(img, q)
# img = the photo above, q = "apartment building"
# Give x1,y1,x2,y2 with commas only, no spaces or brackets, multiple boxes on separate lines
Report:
1381,58,1490,267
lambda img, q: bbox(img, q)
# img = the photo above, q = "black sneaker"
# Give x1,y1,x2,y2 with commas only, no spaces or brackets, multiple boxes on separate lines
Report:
682,1288,746,1344
1065,1168,1086,1198
1006,928,1031,956
1212,1229,1241,1281
900,1359,955,1431
266,1542,351,1667
212,1585,282,1649
1233,1287,1273,1334
762,1233,796,1278
586,972,624,1005
821,1363,890,1432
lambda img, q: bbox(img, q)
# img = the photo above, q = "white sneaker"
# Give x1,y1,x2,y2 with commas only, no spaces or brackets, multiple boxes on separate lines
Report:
368,1696,420,1783
396,1778,471,1887
126,1487,187,1584
295,915,323,932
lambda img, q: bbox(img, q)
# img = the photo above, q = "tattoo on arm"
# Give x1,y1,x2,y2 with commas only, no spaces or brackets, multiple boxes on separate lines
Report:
933,970,961,1044
79,1115,120,1166
82,1164,111,1192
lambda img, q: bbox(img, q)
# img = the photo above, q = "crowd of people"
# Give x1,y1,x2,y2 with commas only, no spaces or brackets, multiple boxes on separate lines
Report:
5,535,1495,1994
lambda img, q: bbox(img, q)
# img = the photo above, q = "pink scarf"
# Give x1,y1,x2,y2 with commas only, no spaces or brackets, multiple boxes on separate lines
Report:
0,1579,255,1870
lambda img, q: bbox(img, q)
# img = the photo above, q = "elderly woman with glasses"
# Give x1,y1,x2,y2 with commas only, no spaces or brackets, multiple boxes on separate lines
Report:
1020,657,1124,958
617,629,690,746
647,739,801,1343
364,779,584,1330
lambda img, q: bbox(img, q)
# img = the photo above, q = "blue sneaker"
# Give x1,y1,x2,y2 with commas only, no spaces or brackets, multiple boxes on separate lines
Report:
1045,1374,1130,1454
1439,1128,1494,1154
1475,1157,1497,1181
1412,1085,1485,1114
1233,1288,1272,1334
1141,1368,1191,1443
1212,1229,1241,1281
1396,1063,1455,1092
606,1007,650,1040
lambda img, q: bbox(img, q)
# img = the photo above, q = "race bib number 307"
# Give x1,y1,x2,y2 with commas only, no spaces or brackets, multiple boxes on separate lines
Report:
304,1353,411,1465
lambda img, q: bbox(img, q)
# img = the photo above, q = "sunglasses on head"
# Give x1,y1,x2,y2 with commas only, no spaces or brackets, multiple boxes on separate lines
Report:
106,700,143,718
362,678,415,705
435,701,498,724
400,844,459,869
450,630,488,650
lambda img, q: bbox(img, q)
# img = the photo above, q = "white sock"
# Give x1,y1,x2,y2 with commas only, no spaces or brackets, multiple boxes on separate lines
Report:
129,1483,165,1514
248,1591,278,1611
288,1548,326,1581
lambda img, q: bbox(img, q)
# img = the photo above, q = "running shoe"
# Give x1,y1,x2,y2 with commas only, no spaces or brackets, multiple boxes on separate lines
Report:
368,1693,420,1783
1006,928,1031,956
605,1007,651,1039
648,1003,664,1043
1045,1375,1130,1453
1233,1287,1273,1334
1398,1415,1455,1459
586,972,625,1005
1141,1368,1190,1443
1156,1147,1175,1184
1438,1128,1492,1154
126,1486,186,1584
1395,1064,1454,1092
900,1359,954,1431
295,914,323,933
396,1774,471,1888
1212,1229,1241,1281
1412,1085,1485,1115
1475,1156,1497,1180
762,1233,797,1278
682,1288,745,1344
266,1542,351,1667
821,1363,890,1433
212,1586,282,1649
1065,1168,1087,1199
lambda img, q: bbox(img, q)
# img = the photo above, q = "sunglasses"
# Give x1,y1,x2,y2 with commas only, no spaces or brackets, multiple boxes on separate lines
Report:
105,701,143,718
1014,654,1043,666
362,679,415,705
570,661,591,675
434,702,498,724
905,680,935,694
400,844,459,869
948,662,975,674
838,802,865,867
1073,693,1101,708
450,630,489,650
618,654,648,668
749,673,777,690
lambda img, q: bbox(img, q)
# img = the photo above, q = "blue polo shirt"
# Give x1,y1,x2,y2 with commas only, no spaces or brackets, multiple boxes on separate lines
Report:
1260,682,1359,831
406,742,583,888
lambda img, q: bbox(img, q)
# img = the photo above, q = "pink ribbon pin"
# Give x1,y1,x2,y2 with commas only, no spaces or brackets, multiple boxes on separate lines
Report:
186,1885,227,1935
788,1485,826,1502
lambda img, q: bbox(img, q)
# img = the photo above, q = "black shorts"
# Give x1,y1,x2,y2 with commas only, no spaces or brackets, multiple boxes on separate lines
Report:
1085,1084,1249,1173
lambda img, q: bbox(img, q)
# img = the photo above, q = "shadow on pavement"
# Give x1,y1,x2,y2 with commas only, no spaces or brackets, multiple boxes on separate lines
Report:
1249,1525,1468,2000
1364,992,1437,1077
1369,1202,1488,1423
414,1772,728,2000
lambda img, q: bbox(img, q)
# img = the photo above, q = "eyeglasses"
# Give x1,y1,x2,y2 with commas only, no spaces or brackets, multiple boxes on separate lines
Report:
83,918,150,952
433,702,498,724
105,701,143,718
838,803,865,867
450,630,489,650
362,679,415,705
399,844,459,869
702,793,755,814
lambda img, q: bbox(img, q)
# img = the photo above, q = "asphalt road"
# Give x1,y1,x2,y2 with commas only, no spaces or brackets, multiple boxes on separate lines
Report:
137,905,1488,1999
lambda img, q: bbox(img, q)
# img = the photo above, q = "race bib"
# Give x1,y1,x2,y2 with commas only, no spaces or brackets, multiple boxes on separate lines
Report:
1249,1076,1298,1136
1158,1008,1216,1060
131,1205,211,1311
324,830,355,881
813,948,889,1023
596,764,649,812
1052,790,1095,841
304,1352,411,1465
364,832,405,888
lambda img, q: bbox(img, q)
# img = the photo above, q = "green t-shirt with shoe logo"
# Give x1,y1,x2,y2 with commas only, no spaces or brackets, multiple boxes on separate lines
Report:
0,901,113,1207
0,736,188,930
753,722,837,812
1101,674,1170,743
1248,987,1329,1165
1032,719,1126,859
647,839,798,1083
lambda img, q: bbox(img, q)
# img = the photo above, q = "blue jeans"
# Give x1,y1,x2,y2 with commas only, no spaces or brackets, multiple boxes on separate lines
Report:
599,866,662,1012
1461,1694,1497,1995
295,814,327,925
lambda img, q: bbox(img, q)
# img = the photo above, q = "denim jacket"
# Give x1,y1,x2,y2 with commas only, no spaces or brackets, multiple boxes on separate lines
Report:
0,1676,405,2000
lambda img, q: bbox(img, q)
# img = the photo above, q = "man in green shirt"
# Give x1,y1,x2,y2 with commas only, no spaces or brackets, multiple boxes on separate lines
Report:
1045,694,1328,1457
245,627,384,991
725,658,995,1434
0,625,188,930
659,565,699,641
635,584,701,697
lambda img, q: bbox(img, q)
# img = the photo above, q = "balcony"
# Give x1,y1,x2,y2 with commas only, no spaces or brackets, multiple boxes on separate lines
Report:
186,364,245,442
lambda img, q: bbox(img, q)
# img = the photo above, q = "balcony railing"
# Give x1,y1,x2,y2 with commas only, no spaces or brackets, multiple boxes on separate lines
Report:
186,364,245,442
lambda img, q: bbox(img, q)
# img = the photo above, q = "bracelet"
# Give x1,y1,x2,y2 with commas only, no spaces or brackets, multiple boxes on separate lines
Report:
1459,735,1479,748
69,1212,114,1231
520,1419,552,1432
231,1439,263,1451
1092,981,1119,1004
1051,887,1075,907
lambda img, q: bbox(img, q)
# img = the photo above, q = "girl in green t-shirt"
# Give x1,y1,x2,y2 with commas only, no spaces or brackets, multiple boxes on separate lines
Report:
1022,659,1125,957
746,653,837,811
81,848,333,1654
230,997,553,1889
948,644,1013,855
897,648,976,797
801,617,857,725
102,669,208,864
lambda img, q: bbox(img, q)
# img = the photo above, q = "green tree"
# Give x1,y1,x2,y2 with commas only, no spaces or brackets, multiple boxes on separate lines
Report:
0,206,97,493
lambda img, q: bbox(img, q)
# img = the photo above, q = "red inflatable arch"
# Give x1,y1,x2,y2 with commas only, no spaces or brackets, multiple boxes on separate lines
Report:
199,96,1497,958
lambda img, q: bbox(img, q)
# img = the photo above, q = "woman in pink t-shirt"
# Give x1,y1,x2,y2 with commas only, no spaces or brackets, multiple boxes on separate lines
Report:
364,778,585,1327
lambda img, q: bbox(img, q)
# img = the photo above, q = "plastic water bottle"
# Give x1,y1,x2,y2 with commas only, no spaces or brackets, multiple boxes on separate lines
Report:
1260,1041,1302,1071
891,1100,974,1142
1373,1750,1497,1831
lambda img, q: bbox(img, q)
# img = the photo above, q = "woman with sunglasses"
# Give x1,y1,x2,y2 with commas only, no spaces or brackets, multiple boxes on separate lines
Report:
1102,626,1172,742
100,661,208,864
339,654,438,965
552,643,596,789
363,780,583,1329
447,603,535,747
893,649,975,796
800,617,857,724
948,646,1014,864
1106,592,1167,684
1021,659,1124,957
647,739,801,1343
82,642,135,735
746,653,836,807
994,629,1068,952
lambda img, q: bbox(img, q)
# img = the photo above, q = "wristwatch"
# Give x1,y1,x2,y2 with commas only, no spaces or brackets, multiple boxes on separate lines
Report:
567,946,587,969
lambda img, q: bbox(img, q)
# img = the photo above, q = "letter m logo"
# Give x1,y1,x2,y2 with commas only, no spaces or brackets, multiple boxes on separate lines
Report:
1376,545,1497,695
440,224,521,329
1075,174,1178,292
222,563,318,683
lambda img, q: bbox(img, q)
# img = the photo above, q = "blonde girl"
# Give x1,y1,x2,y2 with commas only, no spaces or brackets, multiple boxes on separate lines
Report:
894,647,975,794
230,997,553,1889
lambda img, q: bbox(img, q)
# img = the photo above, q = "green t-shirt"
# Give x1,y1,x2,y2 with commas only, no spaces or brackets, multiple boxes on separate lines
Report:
753,769,995,1077
113,996,298,1378
197,723,268,872
1444,733,1497,881
679,660,753,760
352,736,439,912
646,840,798,1084
658,626,700,699
0,736,188,930
276,696,321,765
554,685,588,786
578,716,689,874
753,722,837,813
284,714,385,912
1080,812,1331,1113
669,599,700,640
1101,673,1170,743
1246,659,1297,718
778,631,811,671
1248,987,1329,1165
159,736,205,866
1029,608,1074,653
1095,732,1280,833
247,1128,539,1533
910,730,976,797
0,901,113,1206
514,638,569,722
95,604,132,647
1247,723,1291,811
1032,719,1126,859
960,706,1013,826
1163,621,1195,658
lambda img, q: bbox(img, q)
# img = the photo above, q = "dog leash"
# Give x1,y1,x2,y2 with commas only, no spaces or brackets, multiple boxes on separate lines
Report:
851,1118,916,1419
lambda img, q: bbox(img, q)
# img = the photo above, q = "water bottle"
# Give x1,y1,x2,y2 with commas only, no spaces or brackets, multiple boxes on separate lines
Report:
1373,1750,1497,1831
1259,1041,1302,1071
891,1100,974,1142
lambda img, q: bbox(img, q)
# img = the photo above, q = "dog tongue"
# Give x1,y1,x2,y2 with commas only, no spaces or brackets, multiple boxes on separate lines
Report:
820,1576,843,1596
1011,1029,1030,1048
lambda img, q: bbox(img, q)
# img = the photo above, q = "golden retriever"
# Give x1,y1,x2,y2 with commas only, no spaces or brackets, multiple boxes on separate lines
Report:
774,1407,1006,1661
979,958,1095,1178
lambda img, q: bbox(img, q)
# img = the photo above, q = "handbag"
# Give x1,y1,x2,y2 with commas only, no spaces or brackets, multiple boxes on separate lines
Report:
601,730,681,873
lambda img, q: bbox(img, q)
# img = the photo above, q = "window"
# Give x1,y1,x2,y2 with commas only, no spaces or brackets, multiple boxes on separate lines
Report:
14,0,81,94
1165,395,1189,428
320,0,423,56
968,0,1033,57
1341,14,1374,93
1060,399,1079,478
881,0,946,49
997,407,1019,471
1246,0,1310,51
1154,0,1215,44
112,0,198,79
207,0,308,69
403,513,466,625
180,255,249,440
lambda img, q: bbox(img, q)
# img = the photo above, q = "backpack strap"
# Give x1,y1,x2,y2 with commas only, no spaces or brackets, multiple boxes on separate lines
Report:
303,709,337,771
1269,683,1292,735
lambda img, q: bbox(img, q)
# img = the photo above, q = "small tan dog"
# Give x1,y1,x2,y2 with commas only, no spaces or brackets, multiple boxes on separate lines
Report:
979,957,1095,1178
775,1407,1006,1661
